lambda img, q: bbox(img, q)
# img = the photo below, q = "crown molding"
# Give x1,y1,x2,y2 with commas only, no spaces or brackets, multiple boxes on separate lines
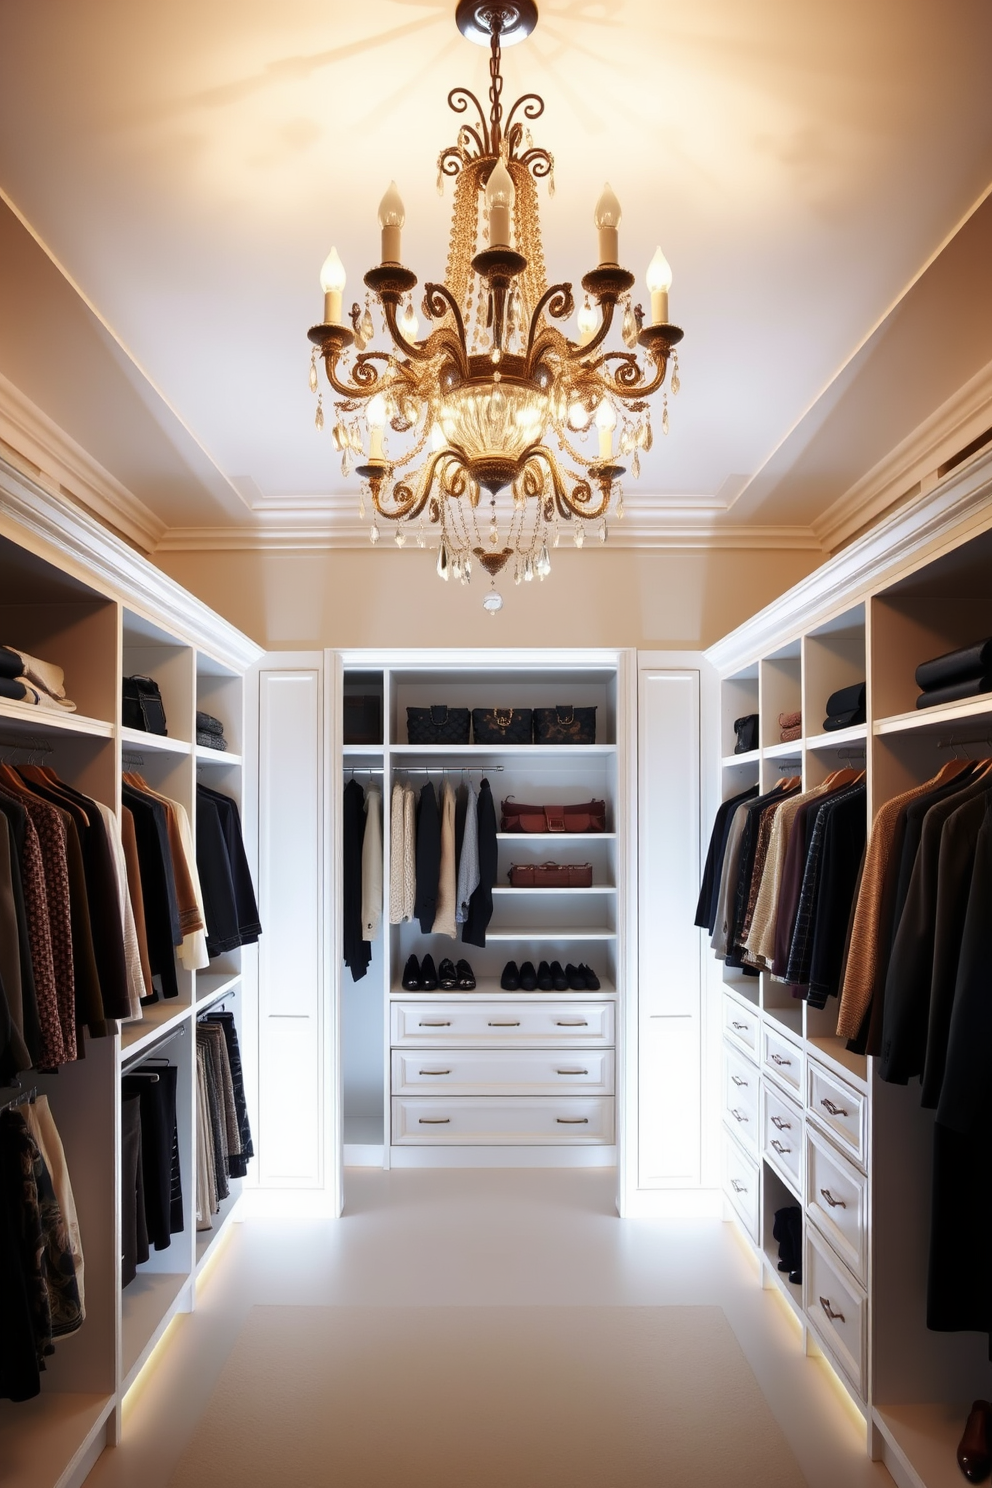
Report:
706,443,992,674
0,450,263,671
813,356,992,554
0,372,165,553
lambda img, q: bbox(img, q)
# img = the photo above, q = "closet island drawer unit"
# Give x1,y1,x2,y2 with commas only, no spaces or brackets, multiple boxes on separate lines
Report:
805,1230,867,1400
390,1000,615,1047
391,1048,614,1096
761,1023,803,1098
392,1095,615,1144
723,1045,759,1157
722,1128,760,1242
722,994,759,1057
761,1081,803,1193
806,1059,866,1170
805,1129,867,1284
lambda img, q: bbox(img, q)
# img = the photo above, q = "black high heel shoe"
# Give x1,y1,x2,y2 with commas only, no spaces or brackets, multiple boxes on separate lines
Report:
537,960,553,990
402,954,421,990
500,960,520,990
519,961,538,992
420,953,439,991
456,959,476,990
438,957,458,990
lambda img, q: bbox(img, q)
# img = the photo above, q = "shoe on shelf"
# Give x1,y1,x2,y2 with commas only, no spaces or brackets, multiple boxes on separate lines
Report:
537,960,554,991
565,963,587,990
438,957,458,990
519,960,538,992
578,963,601,991
402,954,421,990
957,1401,992,1483
456,959,476,990
500,960,520,991
549,960,568,991
420,953,439,991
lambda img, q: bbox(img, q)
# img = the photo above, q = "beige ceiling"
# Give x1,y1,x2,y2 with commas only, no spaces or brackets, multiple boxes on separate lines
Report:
1,0,991,550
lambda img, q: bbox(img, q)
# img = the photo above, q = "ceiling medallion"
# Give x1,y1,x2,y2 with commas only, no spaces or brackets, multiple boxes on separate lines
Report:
308,0,683,611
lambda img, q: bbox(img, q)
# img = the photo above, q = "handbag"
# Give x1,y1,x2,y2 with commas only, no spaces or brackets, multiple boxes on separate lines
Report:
733,714,758,754
344,694,382,745
122,675,168,736
406,705,470,744
508,862,593,887
500,797,607,833
472,707,533,744
533,705,596,744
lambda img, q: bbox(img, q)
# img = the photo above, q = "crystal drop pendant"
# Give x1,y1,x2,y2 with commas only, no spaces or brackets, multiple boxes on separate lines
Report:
617,489,625,519
622,304,638,349
619,425,634,456
671,359,681,396
514,559,522,586
641,421,653,451
358,490,366,518
451,554,463,582
553,525,560,548
361,307,374,342
350,424,364,453
537,543,551,578
489,523,499,546
631,450,640,479
341,449,351,477
417,521,426,549
437,543,450,580
309,354,318,393
548,167,555,198
369,520,379,545
573,522,584,549
463,554,472,581
523,556,534,582
483,589,503,614
525,128,534,149
663,404,670,435
599,519,608,544
314,397,324,432
395,527,406,548
354,330,367,353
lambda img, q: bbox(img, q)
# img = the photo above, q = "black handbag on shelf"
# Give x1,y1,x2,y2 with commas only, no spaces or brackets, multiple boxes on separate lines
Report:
472,707,533,744
406,705,471,744
733,714,758,754
344,694,382,745
122,675,168,736
533,705,597,745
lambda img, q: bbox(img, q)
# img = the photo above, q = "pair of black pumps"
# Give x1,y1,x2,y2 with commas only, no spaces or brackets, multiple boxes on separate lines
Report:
500,960,600,992
402,954,476,992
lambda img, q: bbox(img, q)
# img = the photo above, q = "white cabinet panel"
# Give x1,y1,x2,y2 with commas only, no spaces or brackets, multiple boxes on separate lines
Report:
805,1231,867,1401
639,1015,700,1186
392,1096,615,1145
722,1128,759,1242
390,1000,615,1047
722,1043,760,1158
722,994,760,1057
391,1048,615,1096
807,1059,867,1171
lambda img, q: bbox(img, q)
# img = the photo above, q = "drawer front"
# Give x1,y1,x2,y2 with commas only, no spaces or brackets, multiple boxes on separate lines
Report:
723,995,759,1056
723,1045,760,1157
722,1129,760,1242
805,1232,866,1400
761,1083,802,1192
762,1024,802,1096
391,1048,615,1097
391,1096,615,1145
807,1060,867,1169
805,1130,867,1284
390,1001,615,1048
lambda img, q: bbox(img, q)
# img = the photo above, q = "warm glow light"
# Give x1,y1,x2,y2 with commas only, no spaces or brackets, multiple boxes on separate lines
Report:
646,247,672,292
486,159,515,212
367,394,388,430
577,302,598,346
595,401,618,431
400,302,419,341
593,184,622,230
319,247,346,293
378,182,406,228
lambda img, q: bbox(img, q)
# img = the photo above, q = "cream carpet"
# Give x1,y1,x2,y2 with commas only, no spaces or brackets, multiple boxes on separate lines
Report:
167,1305,807,1487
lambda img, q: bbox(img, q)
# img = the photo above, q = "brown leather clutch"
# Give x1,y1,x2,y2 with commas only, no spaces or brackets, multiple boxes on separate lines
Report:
508,862,593,887
500,798,607,833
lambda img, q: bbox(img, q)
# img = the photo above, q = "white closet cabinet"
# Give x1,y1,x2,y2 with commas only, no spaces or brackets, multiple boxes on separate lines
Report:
706,443,992,1488
0,451,261,1488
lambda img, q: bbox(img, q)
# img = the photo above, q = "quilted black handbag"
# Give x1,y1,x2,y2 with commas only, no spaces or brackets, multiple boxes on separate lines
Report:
122,675,168,736
533,705,596,744
472,707,533,744
406,705,470,744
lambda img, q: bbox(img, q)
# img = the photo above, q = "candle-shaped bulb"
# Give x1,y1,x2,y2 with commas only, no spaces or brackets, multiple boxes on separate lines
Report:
594,183,622,264
367,392,388,462
378,181,405,263
595,399,617,460
577,300,598,347
646,246,673,325
430,422,446,452
319,246,346,323
486,158,516,248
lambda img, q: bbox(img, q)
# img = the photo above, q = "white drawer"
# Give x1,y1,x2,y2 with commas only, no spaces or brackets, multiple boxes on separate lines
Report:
723,1045,760,1157
722,1128,759,1243
807,1059,867,1170
390,1001,614,1048
805,1230,866,1400
805,1129,867,1284
761,1082,802,1193
761,1023,802,1096
723,995,759,1057
391,1048,615,1097
391,1096,615,1145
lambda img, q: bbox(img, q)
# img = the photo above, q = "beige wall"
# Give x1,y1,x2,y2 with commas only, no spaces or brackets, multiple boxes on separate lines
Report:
154,545,820,653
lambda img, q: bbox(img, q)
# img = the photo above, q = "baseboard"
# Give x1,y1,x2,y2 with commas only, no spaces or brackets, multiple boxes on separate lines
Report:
344,1143,385,1167
236,1188,339,1219
387,1145,618,1169
620,1186,724,1219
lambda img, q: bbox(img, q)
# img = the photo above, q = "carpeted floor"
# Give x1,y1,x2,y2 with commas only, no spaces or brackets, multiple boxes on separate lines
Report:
167,1303,807,1487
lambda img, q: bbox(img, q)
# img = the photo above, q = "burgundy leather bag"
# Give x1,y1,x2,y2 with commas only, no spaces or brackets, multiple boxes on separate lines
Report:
500,798,607,833
508,862,593,887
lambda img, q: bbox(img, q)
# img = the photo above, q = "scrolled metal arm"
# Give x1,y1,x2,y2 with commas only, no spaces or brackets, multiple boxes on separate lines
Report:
321,349,391,401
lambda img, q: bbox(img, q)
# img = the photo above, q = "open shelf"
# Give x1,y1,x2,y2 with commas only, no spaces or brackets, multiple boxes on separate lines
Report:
763,1003,804,1038
481,926,617,941
120,999,190,1058
0,699,113,738
874,694,992,738
762,1247,804,1323
389,743,617,758
194,745,242,766
804,722,868,751
496,831,617,841
763,739,804,760
807,1035,868,1091
721,748,759,767
120,724,191,756
195,1184,242,1273
390,980,617,1000
873,1403,973,1488
196,971,242,1007
121,1271,191,1393
491,885,617,896
0,1391,115,1488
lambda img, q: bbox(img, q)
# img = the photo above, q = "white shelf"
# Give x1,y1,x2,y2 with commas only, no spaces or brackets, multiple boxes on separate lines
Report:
196,1184,242,1273
121,724,191,756
342,743,384,755
761,1248,804,1324
481,926,617,941
196,971,242,1007
121,1270,191,1393
763,1003,804,1038
496,831,616,841
873,1403,972,1488
195,744,242,766
721,748,760,766
491,885,617,895
390,981,616,1000
0,698,113,738
388,743,616,756
804,722,867,751
0,1391,116,1488
120,999,191,1058
763,739,803,759
874,693,992,737
806,1035,868,1092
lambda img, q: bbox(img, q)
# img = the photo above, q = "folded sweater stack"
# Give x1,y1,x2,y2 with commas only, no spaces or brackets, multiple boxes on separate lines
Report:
778,710,802,743
822,682,866,731
0,645,77,712
916,639,992,710
196,710,229,752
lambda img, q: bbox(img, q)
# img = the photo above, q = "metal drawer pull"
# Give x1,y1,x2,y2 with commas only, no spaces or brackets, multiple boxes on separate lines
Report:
731,1075,748,1087
556,1117,589,1123
489,1020,521,1027
821,1097,849,1117
730,1179,747,1194
732,1021,748,1031
419,1069,451,1076
419,1021,451,1027
771,1115,791,1130
819,1296,845,1323
419,1118,451,1124
557,1069,589,1076
556,1020,588,1026
730,1108,747,1124
771,1139,790,1155
819,1187,847,1209
770,1053,792,1066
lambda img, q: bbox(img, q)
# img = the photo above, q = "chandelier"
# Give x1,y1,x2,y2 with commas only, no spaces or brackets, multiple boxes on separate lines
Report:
308,0,683,612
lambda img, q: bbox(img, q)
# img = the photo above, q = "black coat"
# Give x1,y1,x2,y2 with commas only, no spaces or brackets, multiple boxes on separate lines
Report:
414,782,440,935
462,778,497,948
342,780,370,981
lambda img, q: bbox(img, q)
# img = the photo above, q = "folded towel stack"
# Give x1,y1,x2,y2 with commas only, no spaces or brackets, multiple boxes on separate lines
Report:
778,710,802,743
915,639,992,710
0,644,77,713
196,710,229,751
822,681,866,731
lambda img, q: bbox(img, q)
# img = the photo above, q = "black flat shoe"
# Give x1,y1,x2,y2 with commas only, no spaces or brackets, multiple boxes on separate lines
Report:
402,954,421,990
500,960,520,990
549,960,568,991
420,953,439,991
456,959,476,990
537,960,553,990
438,957,458,990
565,963,587,990
519,960,538,992
578,963,600,991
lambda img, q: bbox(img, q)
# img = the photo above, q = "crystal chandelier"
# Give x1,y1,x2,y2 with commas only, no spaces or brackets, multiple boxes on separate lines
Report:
308,0,683,612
